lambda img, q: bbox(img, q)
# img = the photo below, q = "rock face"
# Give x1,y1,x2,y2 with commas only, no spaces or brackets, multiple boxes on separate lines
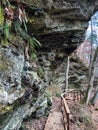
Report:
39,51,89,91
0,36,51,130
0,0,97,129
10,0,96,53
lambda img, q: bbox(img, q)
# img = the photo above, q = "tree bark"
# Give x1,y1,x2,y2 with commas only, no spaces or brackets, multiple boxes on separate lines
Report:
86,47,98,105
86,64,96,104
66,56,70,89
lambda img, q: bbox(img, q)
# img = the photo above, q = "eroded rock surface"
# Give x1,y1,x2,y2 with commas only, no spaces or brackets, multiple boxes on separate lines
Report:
6,0,98,59
0,36,51,130
10,0,96,53
0,0,97,129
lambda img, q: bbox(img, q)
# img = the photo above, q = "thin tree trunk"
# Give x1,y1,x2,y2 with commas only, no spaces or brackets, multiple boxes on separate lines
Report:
86,18,94,105
86,64,96,104
89,18,93,77
91,88,98,105
66,56,70,89
86,47,98,105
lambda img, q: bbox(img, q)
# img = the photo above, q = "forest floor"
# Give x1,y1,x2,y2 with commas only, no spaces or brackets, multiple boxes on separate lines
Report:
22,85,98,130
22,117,47,130
92,101,98,130
67,101,97,130
21,84,62,130
44,97,64,130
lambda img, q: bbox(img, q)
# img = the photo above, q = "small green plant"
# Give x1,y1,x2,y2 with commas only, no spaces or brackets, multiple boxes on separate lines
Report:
31,52,37,60
38,67,44,78
29,37,41,59
55,91,61,97
4,21,10,44
44,90,52,97
30,37,41,50
0,1,41,57
0,5,4,27
19,124,25,130
0,63,7,71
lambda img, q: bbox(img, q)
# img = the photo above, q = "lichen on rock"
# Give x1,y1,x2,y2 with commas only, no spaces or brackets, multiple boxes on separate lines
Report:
0,34,51,129
0,0,97,129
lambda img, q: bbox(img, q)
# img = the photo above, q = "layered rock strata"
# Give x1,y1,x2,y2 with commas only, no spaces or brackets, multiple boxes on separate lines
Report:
0,0,97,129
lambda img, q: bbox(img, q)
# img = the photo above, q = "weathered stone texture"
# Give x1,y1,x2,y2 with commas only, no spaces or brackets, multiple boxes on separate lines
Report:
9,0,95,53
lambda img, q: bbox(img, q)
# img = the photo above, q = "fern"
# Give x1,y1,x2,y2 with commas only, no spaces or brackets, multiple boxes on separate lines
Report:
38,67,44,78
4,21,9,40
29,37,41,59
29,37,41,51
23,19,28,32
33,37,41,47
0,1,41,52
29,38,36,52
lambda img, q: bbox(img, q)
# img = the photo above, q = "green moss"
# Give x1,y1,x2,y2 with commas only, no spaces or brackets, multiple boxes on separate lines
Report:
0,51,8,71
0,104,13,115
55,91,61,97
0,63,8,71
28,17,35,23
44,90,52,97
38,67,44,78
0,5,4,27
31,53,37,60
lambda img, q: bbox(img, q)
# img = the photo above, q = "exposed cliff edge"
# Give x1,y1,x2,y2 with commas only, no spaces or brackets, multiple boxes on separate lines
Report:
10,0,97,53
0,0,97,129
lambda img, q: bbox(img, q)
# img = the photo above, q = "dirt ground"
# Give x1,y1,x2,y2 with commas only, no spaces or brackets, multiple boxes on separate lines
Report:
67,100,97,130
21,84,62,130
22,98,64,130
92,100,98,130
44,97,64,130
22,117,47,130
21,85,98,130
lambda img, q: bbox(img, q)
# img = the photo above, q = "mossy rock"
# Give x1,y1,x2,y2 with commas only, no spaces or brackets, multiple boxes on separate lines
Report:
0,51,8,71
0,104,13,115
0,63,8,71
38,67,44,78
0,5,4,27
